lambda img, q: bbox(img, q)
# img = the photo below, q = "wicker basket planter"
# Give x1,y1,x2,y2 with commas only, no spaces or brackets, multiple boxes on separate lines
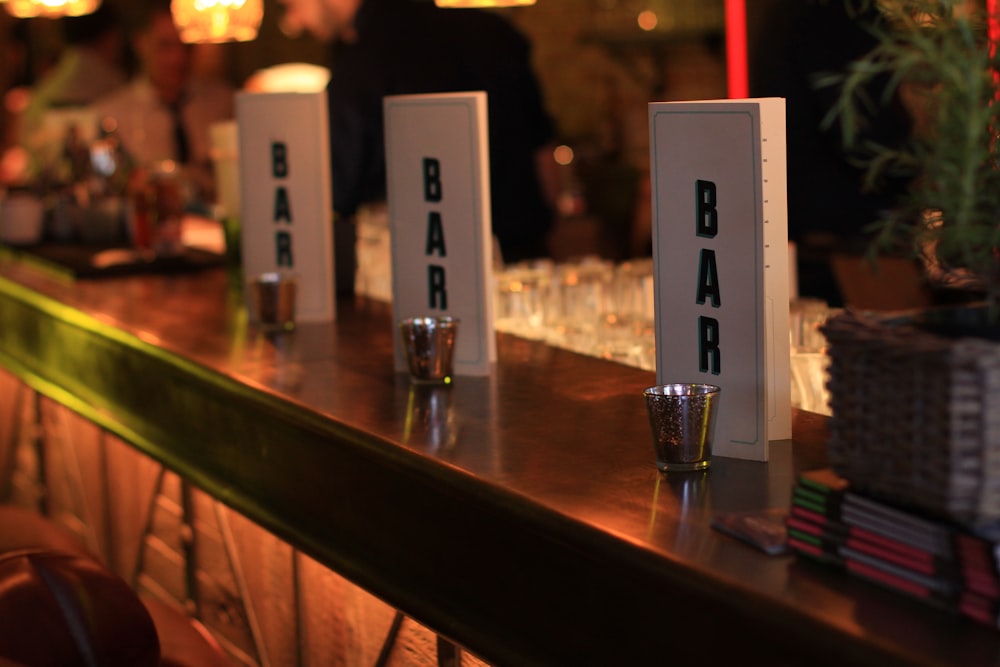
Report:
821,308,1000,532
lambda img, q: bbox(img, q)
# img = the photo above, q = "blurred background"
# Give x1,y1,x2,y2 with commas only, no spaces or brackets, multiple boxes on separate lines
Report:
0,0,769,263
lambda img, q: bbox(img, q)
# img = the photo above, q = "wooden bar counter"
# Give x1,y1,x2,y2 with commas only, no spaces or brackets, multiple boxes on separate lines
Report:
0,253,997,666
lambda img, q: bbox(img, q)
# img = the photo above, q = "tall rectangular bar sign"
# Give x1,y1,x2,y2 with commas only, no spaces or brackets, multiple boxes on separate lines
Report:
648,98,791,462
384,92,496,376
236,91,335,323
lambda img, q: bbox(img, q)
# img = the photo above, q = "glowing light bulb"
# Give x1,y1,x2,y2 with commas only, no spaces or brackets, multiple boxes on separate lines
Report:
1,0,101,18
170,0,262,43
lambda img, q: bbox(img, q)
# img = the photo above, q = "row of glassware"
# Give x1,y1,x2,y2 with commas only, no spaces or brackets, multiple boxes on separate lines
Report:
353,213,834,414
496,258,836,415
495,256,657,370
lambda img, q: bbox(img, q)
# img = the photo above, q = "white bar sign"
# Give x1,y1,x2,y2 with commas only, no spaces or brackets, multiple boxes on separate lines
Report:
236,91,335,323
384,92,496,376
648,98,791,462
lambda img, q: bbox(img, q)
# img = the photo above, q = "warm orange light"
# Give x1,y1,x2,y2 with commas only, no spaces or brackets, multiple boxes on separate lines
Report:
552,144,574,166
637,9,657,31
0,0,101,18
434,0,535,6
244,63,331,93
170,0,263,43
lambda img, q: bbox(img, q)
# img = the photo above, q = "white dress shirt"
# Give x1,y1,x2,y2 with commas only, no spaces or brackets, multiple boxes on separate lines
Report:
92,76,234,170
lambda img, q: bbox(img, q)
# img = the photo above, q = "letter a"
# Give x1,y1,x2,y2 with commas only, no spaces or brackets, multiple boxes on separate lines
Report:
426,212,447,257
274,186,292,223
696,249,721,307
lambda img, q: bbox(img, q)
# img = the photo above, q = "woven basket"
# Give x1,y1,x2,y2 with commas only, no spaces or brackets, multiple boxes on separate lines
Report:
822,308,1000,529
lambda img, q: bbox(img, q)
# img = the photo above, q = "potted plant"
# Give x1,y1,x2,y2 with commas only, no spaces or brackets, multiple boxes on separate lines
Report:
818,0,1000,533
825,0,1000,310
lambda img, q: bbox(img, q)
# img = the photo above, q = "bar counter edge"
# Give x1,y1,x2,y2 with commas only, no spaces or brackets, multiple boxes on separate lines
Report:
0,262,990,667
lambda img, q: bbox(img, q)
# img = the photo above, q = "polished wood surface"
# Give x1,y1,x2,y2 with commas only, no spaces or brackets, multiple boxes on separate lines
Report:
0,257,997,666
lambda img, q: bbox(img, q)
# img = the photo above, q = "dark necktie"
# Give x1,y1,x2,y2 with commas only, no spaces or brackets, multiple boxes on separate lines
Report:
170,100,190,164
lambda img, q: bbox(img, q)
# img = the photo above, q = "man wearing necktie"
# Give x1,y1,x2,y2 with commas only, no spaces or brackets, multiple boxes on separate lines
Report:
170,97,191,166
92,0,234,205
277,0,558,267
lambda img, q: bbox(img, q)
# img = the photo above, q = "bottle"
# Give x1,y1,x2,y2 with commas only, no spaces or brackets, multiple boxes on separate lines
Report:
92,116,134,197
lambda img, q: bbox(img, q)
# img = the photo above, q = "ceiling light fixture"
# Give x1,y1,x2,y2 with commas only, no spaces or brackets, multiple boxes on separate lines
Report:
170,0,263,43
0,0,101,19
434,0,536,7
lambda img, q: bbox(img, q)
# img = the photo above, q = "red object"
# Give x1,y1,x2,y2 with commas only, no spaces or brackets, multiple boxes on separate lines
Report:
725,0,749,98
990,0,999,56
0,549,161,666
990,0,1000,93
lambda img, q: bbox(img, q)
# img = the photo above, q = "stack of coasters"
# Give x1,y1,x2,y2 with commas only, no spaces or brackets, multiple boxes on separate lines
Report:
788,469,1000,627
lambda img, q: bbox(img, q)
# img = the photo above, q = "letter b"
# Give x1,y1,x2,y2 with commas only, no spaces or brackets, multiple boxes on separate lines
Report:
696,179,717,238
272,142,288,178
423,158,442,202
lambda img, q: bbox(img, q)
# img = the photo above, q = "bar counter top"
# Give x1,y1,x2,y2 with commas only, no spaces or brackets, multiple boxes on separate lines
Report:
0,255,997,666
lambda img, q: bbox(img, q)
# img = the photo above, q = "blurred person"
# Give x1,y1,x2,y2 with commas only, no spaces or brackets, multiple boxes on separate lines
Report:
18,4,126,146
0,17,31,183
751,0,916,305
1,15,29,147
278,0,559,269
92,0,234,203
